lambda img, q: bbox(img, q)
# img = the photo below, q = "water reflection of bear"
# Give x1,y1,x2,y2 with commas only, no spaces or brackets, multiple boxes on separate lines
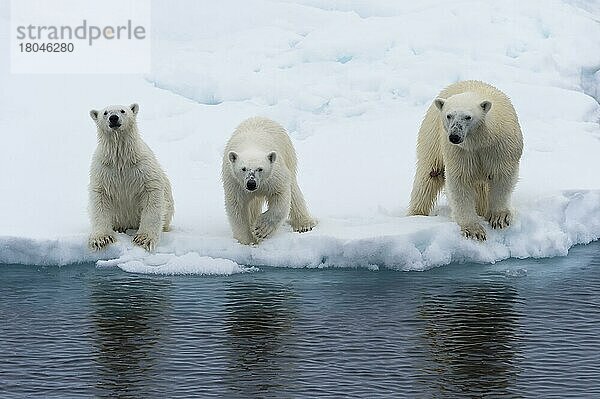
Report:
89,274,170,398
223,281,297,397
419,282,521,397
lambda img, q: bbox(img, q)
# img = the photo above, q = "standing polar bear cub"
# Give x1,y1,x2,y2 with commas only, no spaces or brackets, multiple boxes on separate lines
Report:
88,103,174,251
222,117,316,244
408,80,523,241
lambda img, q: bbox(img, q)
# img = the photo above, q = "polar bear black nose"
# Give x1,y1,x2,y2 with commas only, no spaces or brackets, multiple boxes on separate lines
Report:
449,134,462,144
109,115,119,123
246,180,257,191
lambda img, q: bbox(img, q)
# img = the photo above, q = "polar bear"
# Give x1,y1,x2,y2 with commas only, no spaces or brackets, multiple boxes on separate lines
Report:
408,80,523,241
222,117,316,244
88,103,174,251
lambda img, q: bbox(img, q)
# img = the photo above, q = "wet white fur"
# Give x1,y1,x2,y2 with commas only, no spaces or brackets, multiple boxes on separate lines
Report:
222,117,316,245
88,104,174,251
408,80,523,240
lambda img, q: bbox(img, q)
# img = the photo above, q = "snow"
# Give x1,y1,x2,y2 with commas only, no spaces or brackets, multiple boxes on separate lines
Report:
1,0,599,274
97,249,256,276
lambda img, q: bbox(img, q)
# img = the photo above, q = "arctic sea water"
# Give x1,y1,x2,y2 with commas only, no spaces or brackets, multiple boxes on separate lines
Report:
1,241,600,398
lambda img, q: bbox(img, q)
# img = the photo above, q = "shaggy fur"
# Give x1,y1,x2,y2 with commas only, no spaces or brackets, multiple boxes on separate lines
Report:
222,117,316,245
408,80,523,241
88,103,174,251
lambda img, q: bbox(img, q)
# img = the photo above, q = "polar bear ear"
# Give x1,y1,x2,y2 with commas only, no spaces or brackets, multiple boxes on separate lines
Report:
480,101,492,113
434,98,445,111
228,151,238,163
89,109,99,121
130,103,139,116
267,151,277,163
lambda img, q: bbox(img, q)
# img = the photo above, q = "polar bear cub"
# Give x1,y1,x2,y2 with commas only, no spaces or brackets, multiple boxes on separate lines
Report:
88,103,174,251
408,80,523,241
222,117,316,244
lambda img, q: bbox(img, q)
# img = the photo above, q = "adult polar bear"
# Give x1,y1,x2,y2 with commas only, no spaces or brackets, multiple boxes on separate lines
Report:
408,80,523,241
222,117,316,244
88,103,174,251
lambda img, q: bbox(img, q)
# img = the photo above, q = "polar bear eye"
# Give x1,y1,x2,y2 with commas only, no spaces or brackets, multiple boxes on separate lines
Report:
120,109,125,114
257,168,263,172
465,115,472,120
446,114,451,120
103,111,108,116
241,167,247,172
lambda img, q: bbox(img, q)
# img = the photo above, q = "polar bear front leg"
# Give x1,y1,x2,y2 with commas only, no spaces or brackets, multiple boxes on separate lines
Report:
408,163,445,216
163,183,175,232
253,188,291,241
475,182,489,217
486,171,518,230
225,193,256,245
446,176,486,241
133,189,163,251
89,189,116,251
289,179,316,233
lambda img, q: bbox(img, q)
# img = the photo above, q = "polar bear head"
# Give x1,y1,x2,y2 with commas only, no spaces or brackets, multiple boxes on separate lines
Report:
434,92,491,145
89,103,139,133
227,150,277,192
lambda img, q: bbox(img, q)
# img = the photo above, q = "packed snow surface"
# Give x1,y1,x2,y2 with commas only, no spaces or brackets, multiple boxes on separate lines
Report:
1,0,599,274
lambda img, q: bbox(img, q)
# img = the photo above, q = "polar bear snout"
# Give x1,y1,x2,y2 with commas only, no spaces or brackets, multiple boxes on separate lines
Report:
246,178,258,191
449,133,463,144
448,122,467,144
108,114,121,129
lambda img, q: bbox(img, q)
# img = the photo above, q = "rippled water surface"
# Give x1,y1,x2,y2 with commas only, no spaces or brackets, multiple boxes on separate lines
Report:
2,242,600,398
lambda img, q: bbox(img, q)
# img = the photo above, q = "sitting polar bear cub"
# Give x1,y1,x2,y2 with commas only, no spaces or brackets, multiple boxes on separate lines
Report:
222,117,316,244
88,103,174,251
408,80,523,241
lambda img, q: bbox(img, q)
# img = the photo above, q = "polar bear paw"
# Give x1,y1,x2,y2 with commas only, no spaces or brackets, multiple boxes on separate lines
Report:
252,216,278,241
133,232,158,252
291,218,317,233
487,210,512,230
89,232,116,251
461,223,487,241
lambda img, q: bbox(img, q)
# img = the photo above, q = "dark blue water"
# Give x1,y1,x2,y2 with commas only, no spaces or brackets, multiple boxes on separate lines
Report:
1,242,600,398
